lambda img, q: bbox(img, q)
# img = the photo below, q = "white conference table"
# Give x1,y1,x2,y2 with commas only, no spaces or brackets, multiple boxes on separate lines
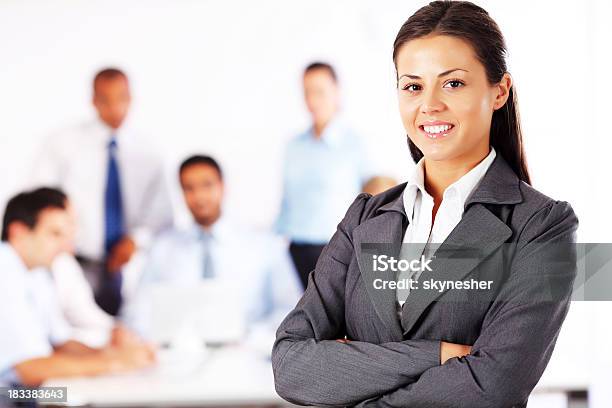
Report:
44,346,588,408
44,345,289,407
45,308,593,408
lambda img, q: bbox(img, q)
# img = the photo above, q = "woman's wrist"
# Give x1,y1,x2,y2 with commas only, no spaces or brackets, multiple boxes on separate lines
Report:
440,341,472,364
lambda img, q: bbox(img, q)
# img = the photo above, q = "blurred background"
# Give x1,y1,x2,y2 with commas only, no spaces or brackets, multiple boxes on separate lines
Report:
1,0,610,237
1,0,611,407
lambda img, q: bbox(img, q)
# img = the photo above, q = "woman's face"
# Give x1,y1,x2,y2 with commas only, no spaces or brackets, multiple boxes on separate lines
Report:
396,34,511,164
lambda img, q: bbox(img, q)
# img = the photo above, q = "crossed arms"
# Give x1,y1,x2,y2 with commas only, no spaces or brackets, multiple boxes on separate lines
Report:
271,195,578,408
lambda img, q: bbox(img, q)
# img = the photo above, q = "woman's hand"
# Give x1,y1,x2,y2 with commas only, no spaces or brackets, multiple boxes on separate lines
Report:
440,341,472,364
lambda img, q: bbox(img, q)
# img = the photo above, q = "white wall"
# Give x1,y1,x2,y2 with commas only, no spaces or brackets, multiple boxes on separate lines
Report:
1,0,609,238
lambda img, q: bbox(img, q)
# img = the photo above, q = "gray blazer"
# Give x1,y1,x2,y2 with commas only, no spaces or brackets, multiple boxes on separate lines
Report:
271,154,578,408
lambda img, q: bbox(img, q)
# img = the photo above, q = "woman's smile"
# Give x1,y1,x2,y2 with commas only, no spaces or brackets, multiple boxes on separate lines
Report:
418,121,456,139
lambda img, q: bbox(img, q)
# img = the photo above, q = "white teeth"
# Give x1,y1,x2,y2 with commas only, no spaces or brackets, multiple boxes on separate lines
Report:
423,124,452,134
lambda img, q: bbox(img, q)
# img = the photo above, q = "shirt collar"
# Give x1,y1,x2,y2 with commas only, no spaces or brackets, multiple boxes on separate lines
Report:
447,147,497,206
402,147,497,221
189,215,231,243
92,117,125,145
403,157,427,223
1,242,29,274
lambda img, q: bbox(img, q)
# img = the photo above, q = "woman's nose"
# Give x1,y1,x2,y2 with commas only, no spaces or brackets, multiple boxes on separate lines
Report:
420,89,445,114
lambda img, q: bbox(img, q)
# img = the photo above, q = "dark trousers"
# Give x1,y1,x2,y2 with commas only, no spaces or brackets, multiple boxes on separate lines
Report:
76,255,123,316
95,272,123,316
289,242,326,290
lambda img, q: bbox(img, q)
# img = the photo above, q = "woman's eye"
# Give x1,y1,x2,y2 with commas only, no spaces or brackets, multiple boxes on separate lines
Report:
402,83,421,92
444,80,465,89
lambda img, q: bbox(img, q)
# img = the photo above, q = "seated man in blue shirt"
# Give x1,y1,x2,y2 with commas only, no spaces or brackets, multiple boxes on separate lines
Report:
0,188,155,388
122,155,302,351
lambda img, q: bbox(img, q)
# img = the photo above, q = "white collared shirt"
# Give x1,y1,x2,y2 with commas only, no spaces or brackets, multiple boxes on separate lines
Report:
50,253,115,348
397,147,496,306
29,118,173,260
403,147,496,245
0,243,72,386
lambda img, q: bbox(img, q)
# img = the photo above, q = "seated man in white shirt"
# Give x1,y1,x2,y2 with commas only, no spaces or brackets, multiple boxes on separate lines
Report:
121,155,302,352
0,187,155,387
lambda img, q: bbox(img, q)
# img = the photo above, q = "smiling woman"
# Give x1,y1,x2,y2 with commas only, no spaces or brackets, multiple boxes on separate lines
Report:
271,1,578,407
393,11,530,188
397,36,507,160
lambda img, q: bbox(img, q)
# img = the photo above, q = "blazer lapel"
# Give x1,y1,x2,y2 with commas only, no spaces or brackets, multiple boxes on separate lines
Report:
399,203,513,334
354,198,407,340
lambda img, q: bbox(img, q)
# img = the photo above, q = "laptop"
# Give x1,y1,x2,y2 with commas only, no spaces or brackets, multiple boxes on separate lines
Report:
145,279,246,347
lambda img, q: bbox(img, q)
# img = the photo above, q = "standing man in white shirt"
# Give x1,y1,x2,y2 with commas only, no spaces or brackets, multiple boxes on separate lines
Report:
31,68,173,316
0,187,155,389
122,155,302,351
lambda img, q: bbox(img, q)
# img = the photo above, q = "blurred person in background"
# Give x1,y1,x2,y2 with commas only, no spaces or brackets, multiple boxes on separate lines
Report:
122,155,302,351
276,62,372,289
0,188,155,389
362,176,398,196
30,67,173,316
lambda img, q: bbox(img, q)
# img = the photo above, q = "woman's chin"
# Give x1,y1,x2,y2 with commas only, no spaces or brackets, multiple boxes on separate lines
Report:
419,145,456,162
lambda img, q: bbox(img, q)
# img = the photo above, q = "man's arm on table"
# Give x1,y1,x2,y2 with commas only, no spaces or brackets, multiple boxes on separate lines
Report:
14,340,155,386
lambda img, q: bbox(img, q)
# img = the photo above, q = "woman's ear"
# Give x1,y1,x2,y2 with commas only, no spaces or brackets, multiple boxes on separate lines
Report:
493,72,513,111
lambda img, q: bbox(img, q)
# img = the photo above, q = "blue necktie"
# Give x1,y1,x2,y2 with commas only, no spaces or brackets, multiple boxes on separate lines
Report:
97,137,125,316
104,138,124,254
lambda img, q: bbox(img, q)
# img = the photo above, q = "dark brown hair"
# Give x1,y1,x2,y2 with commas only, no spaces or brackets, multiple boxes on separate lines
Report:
179,154,223,180
304,62,338,83
393,0,531,184
93,67,128,91
2,187,67,241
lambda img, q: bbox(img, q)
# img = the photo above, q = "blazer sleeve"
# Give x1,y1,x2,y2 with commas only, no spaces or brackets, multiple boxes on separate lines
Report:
353,201,579,408
272,193,442,407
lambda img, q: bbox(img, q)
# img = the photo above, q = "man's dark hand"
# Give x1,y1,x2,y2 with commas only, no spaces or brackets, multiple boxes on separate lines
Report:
107,236,136,273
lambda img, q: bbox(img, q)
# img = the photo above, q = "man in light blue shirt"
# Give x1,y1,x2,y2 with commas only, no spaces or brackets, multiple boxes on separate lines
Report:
0,188,154,389
122,155,302,350
277,62,371,289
